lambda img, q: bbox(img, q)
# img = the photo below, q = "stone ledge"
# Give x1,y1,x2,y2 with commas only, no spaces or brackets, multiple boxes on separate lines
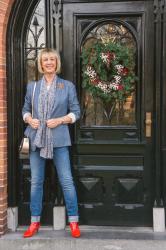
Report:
1,226,166,240
1,227,166,250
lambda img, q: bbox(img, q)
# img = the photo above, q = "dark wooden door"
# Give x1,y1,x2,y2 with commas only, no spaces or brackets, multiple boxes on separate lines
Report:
62,0,155,226
8,0,157,227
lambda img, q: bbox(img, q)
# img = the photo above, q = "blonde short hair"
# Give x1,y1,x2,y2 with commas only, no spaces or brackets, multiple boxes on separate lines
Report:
37,48,61,74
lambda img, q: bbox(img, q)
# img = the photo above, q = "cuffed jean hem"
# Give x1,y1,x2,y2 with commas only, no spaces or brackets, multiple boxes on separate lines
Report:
68,216,79,222
31,216,41,223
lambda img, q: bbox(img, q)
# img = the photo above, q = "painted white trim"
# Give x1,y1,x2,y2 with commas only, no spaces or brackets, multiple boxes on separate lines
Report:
53,206,66,230
153,207,165,232
7,207,18,232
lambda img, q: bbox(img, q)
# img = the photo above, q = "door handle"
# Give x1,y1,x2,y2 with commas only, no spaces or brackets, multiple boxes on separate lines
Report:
145,112,152,137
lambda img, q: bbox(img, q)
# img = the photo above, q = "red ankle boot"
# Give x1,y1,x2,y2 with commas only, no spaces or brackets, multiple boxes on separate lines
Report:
23,222,40,238
69,222,81,238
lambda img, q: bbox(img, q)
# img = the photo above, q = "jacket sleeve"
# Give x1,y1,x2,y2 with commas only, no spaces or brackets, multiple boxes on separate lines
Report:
68,82,80,121
22,83,32,119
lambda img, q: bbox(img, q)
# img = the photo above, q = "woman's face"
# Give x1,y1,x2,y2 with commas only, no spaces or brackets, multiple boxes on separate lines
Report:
41,52,57,74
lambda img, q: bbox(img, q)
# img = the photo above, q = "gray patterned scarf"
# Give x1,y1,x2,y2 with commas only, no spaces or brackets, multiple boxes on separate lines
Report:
33,76,57,159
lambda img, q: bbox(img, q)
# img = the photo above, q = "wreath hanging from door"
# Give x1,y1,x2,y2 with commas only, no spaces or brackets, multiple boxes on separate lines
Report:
81,41,137,103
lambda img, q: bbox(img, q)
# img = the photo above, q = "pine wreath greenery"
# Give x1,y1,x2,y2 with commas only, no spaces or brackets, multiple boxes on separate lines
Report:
81,41,137,103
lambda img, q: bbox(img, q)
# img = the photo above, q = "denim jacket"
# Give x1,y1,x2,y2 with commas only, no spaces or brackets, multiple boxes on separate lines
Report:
22,76,80,148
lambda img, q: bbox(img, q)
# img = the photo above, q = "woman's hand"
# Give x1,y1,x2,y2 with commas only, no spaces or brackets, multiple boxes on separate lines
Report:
47,116,72,128
46,118,63,128
26,116,40,129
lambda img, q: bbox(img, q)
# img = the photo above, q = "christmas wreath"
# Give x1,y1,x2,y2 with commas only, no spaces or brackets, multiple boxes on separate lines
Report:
81,41,137,103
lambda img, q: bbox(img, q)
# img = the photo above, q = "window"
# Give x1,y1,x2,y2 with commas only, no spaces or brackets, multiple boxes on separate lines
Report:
81,22,137,126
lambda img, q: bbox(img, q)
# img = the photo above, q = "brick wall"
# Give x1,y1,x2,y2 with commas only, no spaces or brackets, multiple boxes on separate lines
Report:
0,0,15,235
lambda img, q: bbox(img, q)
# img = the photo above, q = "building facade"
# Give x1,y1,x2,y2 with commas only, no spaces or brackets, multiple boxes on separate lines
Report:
0,0,166,235
0,0,15,235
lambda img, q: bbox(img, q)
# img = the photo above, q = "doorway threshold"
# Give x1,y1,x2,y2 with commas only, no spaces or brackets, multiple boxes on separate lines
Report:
1,225,166,240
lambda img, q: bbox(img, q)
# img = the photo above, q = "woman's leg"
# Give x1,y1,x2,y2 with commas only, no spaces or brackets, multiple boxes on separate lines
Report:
53,147,79,222
30,149,46,222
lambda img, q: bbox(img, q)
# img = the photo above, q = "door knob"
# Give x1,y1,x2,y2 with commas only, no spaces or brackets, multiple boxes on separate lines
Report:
145,112,152,137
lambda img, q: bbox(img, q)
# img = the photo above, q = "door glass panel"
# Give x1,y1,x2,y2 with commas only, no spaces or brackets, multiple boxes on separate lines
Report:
25,0,46,82
81,22,137,126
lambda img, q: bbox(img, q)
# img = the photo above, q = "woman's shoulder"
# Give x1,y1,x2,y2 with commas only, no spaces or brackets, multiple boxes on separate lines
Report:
27,79,41,89
25,80,41,97
27,79,41,85
27,80,35,88
57,76,75,88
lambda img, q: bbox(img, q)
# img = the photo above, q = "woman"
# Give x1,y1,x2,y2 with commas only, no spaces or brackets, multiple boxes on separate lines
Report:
22,48,81,238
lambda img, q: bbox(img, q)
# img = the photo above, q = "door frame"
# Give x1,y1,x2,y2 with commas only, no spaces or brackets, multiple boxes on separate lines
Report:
63,1,161,227
6,0,165,226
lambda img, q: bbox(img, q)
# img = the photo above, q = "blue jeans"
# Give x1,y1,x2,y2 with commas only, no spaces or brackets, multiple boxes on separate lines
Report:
29,146,79,223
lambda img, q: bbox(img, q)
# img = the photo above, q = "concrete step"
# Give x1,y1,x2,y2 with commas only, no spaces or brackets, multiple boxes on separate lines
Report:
1,226,166,250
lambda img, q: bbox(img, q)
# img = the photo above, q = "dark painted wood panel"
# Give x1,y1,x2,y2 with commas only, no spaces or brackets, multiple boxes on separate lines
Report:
64,1,155,226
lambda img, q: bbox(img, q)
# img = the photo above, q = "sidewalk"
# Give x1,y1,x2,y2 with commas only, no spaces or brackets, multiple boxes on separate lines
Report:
0,226,166,250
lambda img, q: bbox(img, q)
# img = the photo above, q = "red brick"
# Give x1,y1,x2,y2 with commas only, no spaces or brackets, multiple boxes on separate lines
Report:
0,215,7,224
0,0,17,234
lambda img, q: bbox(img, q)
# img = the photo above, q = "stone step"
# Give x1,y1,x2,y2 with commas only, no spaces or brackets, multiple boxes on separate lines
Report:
1,226,166,250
